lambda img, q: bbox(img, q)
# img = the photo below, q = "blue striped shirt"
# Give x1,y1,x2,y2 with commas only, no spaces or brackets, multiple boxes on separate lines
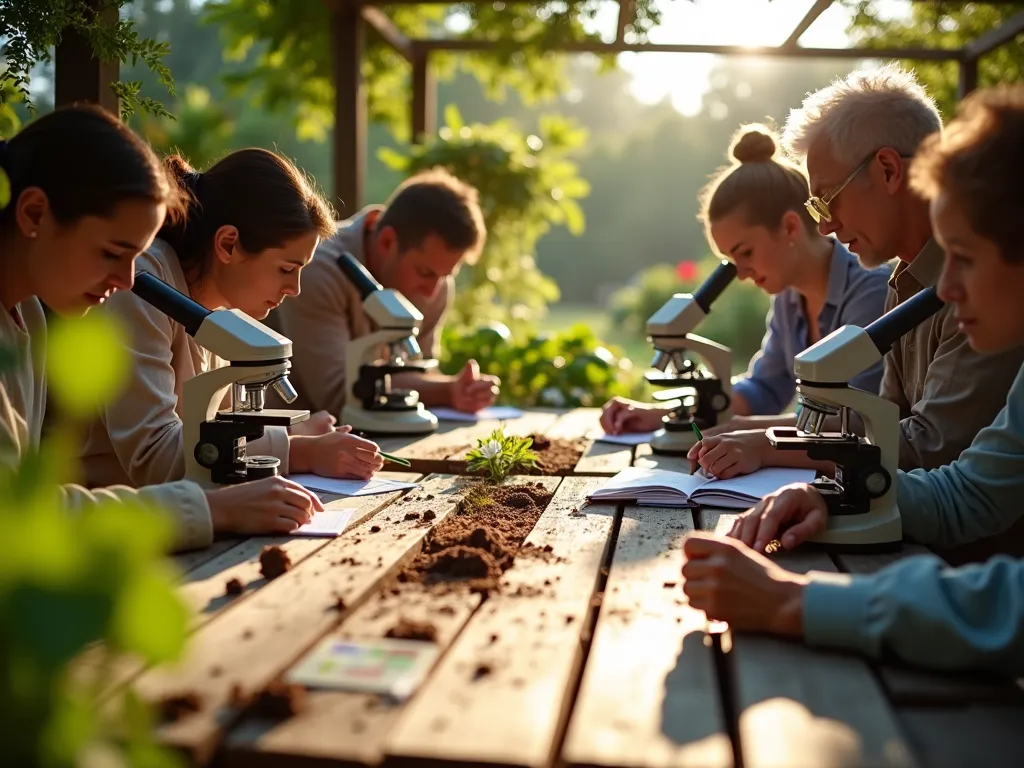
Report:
731,240,892,414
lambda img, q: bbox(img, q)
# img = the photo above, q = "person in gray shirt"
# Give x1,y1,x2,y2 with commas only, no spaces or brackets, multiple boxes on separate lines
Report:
681,84,1024,675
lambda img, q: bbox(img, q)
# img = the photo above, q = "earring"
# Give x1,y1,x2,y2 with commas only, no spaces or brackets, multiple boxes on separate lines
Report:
28,232,37,239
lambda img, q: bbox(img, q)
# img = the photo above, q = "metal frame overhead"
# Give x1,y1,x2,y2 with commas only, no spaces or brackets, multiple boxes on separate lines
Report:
54,0,1024,210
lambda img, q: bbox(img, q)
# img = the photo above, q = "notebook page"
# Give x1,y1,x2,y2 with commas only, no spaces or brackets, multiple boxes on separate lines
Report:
589,467,708,499
691,468,816,503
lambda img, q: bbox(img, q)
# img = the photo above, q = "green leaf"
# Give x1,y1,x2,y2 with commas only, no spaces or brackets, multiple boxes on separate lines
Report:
110,565,188,663
560,198,586,237
376,145,411,172
46,312,131,417
444,103,465,134
0,166,11,209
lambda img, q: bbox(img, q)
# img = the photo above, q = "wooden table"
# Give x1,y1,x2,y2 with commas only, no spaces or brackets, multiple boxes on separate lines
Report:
121,408,1024,767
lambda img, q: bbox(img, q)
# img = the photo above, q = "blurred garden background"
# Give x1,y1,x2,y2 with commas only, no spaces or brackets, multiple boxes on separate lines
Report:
6,1,1022,409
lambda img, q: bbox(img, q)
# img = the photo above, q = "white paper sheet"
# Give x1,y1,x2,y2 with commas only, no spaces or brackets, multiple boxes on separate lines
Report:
291,506,358,537
430,406,525,422
589,430,656,446
287,474,420,497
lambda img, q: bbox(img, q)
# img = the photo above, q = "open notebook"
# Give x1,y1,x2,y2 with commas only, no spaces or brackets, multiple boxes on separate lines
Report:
587,466,817,509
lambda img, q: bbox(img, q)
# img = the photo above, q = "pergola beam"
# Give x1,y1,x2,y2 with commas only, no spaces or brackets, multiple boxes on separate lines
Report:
783,0,833,48
616,0,635,43
964,8,1024,59
411,44,436,143
330,0,366,214
54,0,120,114
361,5,413,60
416,39,961,60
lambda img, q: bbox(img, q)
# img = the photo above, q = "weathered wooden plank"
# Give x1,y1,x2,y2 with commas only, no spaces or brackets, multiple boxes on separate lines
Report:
173,538,248,576
221,476,561,768
699,511,917,768
562,505,733,768
126,475,469,765
383,477,617,768
898,707,1024,768
178,474,422,631
549,407,633,476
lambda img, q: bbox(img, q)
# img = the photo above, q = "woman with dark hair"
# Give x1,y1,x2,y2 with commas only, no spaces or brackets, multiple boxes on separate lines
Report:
80,149,385,490
0,106,323,552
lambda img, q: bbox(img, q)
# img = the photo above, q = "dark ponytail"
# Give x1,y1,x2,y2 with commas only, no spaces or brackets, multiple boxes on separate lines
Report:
0,104,182,226
158,149,337,280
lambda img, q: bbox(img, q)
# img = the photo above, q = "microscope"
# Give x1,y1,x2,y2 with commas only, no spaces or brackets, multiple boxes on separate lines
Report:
131,272,310,486
646,260,737,455
337,252,438,436
765,286,946,547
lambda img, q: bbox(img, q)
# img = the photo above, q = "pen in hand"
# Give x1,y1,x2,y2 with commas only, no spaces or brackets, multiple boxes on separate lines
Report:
690,421,713,478
380,451,411,467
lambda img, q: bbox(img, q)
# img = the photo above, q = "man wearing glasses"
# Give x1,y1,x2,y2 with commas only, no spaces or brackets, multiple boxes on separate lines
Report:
690,64,1024,560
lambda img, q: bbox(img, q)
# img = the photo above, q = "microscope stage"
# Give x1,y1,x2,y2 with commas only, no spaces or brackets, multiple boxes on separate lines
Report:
215,409,311,426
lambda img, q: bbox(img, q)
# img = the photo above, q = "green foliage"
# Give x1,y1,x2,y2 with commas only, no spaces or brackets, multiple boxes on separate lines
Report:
381,106,589,337
844,0,1024,116
441,321,645,409
0,312,188,766
0,0,175,120
609,260,771,367
205,0,670,138
465,428,538,483
141,85,236,168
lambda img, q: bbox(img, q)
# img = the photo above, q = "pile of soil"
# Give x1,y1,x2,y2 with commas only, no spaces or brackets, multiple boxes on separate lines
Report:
385,617,439,642
523,434,584,476
158,692,202,723
259,545,292,580
397,482,553,594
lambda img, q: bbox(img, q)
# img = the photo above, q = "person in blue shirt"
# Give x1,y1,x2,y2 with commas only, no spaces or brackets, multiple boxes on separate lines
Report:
681,84,1024,675
601,123,890,437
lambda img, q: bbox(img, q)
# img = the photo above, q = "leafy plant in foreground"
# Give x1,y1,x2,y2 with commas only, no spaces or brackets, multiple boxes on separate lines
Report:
466,428,538,483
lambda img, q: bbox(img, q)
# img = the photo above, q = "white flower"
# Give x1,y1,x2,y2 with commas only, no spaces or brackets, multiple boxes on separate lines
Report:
479,440,502,459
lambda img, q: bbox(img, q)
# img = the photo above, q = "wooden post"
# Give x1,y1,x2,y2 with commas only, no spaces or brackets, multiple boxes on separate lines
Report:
410,45,435,144
54,0,120,115
958,56,979,100
331,0,366,215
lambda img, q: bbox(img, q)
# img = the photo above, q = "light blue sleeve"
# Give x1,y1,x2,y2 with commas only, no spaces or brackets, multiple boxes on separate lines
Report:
840,268,891,395
731,297,796,415
897,366,1024,549
803,554,1024,675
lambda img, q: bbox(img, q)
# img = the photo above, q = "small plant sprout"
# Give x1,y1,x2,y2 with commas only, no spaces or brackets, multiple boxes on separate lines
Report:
466,428,538,483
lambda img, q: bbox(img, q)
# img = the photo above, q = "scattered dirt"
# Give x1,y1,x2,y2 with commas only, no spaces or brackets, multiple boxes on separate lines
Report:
385,617,439,642
404,511,421,521
472,663,493,681
396,483,553,594
225,578,244,596
525,433,585,475
249,680,307,720
370,525,381,533
663,581,677,589
259,545,292,580
158,692,202,722
423,509,436,521
333,594,348,611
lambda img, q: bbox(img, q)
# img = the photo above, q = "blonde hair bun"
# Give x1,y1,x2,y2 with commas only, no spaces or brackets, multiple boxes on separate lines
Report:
730,125,778,164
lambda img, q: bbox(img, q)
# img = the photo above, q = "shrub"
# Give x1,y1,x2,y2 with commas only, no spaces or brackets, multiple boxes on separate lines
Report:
440,321,646,409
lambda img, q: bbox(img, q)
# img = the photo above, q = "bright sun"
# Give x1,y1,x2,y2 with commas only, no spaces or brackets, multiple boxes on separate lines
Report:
587,0,910,116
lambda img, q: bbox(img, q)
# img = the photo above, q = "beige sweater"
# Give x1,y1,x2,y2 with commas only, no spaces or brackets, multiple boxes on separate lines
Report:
0,297,212,551
265,206,452,418
79,240,291,490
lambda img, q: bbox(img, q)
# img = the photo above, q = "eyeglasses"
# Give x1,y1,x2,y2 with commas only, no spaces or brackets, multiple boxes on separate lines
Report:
804,152,875,224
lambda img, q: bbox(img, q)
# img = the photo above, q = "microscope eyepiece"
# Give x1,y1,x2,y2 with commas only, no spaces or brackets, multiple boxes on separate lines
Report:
692,260,738,314
132,272,212,338
271,376,299,404
337,252,383,300
866,285,945,355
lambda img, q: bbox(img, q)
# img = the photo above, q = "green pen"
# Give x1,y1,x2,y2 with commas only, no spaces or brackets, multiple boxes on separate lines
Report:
380,451,412,467
690,422,704,442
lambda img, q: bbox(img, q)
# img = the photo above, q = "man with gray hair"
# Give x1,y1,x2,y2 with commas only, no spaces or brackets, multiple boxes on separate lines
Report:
689,64,1024,559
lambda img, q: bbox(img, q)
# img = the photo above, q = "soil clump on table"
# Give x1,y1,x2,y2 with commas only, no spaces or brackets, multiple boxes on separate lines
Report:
396,482,553,595
523,433,585,475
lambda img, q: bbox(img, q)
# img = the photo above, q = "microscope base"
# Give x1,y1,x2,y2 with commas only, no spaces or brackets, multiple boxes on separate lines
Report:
343,403,438,436
806,505,902,548
651,428,699,456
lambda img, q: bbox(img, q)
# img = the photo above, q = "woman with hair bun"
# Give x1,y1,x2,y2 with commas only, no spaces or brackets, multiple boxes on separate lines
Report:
80,148,386,492
602,123,891,438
